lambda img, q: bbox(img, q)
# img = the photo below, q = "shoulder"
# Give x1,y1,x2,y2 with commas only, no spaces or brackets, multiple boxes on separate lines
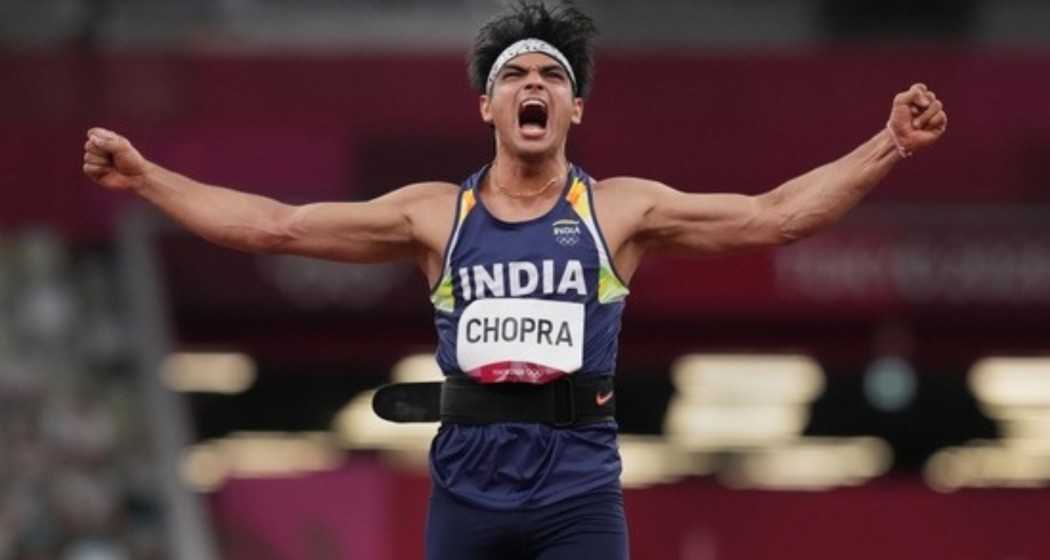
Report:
584,177,668,244
383,181,461,206
394,183,462,243
377,181,461,220
592,176,670,212
593,176,668,195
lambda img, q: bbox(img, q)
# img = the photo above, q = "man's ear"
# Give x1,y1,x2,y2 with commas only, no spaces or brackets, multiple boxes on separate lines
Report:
480,95,494,124
571,97,584,125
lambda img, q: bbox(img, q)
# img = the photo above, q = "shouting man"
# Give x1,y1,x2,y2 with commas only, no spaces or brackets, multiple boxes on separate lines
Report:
82,2,947,559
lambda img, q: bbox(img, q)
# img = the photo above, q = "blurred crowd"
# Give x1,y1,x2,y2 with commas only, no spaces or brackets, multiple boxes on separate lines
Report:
0,230,165,560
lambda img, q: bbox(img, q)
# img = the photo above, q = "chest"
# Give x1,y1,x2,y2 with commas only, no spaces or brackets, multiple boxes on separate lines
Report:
450,205,599,303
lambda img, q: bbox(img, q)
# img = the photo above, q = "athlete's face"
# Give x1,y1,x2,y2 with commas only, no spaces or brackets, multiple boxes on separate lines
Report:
480,52,584,160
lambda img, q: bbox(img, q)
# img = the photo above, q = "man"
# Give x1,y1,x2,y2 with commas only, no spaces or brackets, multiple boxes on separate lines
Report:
82,2,947,559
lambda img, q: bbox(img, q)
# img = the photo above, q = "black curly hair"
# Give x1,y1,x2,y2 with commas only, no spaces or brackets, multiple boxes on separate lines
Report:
469,1,599,98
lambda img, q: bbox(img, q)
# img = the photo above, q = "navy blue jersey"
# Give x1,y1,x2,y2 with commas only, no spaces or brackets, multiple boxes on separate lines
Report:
428,164,628,509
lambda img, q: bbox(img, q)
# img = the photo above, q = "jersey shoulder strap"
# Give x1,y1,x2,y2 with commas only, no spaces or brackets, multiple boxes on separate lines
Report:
429,171,481,312
564,168,629,304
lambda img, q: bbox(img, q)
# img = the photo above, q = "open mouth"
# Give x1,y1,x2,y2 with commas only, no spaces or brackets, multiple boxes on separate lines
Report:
518,99,548,136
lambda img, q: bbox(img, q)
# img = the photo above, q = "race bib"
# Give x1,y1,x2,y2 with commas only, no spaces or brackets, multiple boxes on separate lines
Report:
456,298,585,384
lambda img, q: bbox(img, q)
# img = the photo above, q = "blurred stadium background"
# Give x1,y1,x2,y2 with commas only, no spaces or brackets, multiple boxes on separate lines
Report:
1,0,1049,558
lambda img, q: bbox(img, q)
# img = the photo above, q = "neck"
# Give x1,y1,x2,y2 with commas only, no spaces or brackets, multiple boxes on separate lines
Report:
489,150,569,199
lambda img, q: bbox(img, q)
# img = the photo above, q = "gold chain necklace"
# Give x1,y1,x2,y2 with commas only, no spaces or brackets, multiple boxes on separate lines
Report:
489,164,564,199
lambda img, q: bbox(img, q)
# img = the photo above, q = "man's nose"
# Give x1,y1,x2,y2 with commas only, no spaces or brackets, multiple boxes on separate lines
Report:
524,69,546,90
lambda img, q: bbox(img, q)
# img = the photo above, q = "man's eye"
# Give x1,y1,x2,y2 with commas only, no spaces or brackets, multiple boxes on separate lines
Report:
545,71,565,81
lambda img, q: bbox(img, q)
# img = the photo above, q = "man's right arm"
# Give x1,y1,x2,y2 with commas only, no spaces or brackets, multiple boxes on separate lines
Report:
83,128,453,263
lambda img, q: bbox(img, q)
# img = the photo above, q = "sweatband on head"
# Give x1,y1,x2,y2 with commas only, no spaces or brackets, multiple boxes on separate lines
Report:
485,38,578,95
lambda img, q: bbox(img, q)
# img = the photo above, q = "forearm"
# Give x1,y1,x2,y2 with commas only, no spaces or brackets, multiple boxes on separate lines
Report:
761,128,901,242
135,162,293,253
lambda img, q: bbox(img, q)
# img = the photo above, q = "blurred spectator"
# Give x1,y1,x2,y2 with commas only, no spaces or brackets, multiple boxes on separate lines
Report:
0,229,165,560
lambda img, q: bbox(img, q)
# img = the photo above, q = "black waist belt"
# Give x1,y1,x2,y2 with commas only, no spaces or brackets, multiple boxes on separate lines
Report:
372,375,615,427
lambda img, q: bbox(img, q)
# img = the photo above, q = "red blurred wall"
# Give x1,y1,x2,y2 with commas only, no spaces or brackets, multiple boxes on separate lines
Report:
2,49,1048,237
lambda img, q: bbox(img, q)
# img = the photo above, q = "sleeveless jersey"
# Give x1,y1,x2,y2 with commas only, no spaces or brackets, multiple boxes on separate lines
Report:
428,164,629,509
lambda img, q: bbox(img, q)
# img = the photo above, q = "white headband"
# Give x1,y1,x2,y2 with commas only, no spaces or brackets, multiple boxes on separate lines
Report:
485,38,578,95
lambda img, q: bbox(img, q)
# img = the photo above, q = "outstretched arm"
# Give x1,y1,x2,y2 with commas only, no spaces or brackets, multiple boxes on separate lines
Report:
82,128,453,262
623,83,947,255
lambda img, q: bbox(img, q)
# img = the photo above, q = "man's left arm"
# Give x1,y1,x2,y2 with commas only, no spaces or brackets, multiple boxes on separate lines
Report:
626,83,947,255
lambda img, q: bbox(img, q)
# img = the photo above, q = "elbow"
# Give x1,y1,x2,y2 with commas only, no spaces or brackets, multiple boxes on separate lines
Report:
776,218,808,245
775,209,821,245
758,194,837,246
206,227,288,255
776,208,836,245
777,230,806,246
754,195,806,247
258,208,300,254
254,231,294,255
215,208,297,255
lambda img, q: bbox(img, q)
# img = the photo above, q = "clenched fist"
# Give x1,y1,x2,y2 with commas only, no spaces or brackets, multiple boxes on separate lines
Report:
82,128,149,191
887,83,947,157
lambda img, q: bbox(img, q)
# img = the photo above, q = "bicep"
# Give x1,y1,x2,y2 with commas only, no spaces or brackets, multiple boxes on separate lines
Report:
639,183,784,255
273,183,451,263
276,201,411,262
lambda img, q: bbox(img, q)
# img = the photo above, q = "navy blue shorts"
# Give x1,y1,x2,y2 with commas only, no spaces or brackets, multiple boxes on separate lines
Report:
425,483,629,560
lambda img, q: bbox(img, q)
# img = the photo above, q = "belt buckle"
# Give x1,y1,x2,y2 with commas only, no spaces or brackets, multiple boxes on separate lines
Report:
551,376,576,427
